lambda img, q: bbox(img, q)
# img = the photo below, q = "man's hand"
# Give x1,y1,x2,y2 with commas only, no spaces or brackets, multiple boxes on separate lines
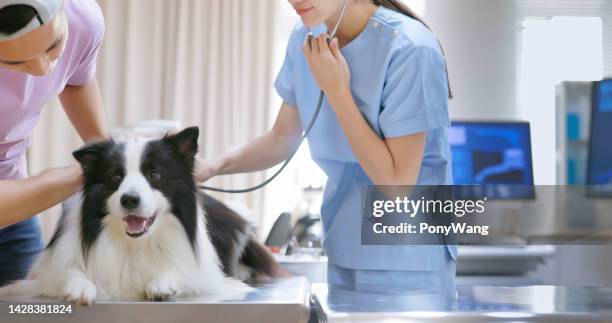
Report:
0,164,84,228
41,163,84,193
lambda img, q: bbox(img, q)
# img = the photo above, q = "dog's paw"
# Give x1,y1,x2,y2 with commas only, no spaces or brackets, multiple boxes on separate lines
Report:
145,278,182,301
63,278,97,306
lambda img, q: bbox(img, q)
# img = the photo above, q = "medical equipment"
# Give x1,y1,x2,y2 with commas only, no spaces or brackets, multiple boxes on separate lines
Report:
199,0,349,194
448,121,535,200
587,79,612,197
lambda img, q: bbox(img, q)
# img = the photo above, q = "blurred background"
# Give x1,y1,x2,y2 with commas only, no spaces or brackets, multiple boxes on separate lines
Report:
28,0,612,287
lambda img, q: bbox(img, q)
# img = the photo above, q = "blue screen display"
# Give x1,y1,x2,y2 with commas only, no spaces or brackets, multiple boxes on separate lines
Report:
449,122,535,199
588,80,612,196
598,79,612,113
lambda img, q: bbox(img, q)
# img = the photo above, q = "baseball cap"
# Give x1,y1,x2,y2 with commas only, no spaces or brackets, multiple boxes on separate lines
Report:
0,0,63,41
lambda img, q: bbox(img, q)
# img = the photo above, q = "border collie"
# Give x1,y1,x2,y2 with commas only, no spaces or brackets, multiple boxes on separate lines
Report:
0,127,286,304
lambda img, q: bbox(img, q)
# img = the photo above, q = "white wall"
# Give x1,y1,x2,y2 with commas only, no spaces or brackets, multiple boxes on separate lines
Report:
425,0,521,121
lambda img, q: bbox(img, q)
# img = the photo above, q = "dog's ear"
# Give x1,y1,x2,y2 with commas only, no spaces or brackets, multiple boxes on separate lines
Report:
166,127,199,159
73,142,109,171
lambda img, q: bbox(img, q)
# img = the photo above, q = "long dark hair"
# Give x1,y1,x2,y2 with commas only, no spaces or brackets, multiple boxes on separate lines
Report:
370,0,453,99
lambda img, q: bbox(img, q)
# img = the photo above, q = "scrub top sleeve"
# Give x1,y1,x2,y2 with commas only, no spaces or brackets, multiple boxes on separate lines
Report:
274,51,298,108
379,45,450,138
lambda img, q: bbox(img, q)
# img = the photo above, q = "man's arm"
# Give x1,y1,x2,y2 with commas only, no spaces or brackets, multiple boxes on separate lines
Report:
59,78,110,143
0,79,105,226
0,165,83,228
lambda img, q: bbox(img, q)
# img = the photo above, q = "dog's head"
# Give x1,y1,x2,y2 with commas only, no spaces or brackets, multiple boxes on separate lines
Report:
73,127,200,254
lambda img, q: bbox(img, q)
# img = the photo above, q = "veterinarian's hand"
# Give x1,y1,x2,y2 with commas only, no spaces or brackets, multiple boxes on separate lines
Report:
194,156,220,183
303,35,351,101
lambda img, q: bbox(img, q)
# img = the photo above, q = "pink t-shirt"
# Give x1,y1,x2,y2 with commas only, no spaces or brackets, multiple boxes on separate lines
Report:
0,0,104,180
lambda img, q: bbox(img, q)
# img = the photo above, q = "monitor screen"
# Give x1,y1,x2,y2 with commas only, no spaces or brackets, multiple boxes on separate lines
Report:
587,79,612,197
449,121,535,199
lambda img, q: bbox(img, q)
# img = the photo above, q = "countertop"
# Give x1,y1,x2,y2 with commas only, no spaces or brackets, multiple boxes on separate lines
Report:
2,276,612,323
312,283,612,322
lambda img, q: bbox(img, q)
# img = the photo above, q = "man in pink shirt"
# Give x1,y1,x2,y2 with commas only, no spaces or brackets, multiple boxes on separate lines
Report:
0,0,109,285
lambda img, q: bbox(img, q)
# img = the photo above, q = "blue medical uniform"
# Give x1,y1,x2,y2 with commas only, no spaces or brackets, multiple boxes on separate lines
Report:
275,7,456,289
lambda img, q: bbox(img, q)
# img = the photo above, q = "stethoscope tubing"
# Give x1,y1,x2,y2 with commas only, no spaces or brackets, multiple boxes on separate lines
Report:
199,0,349,194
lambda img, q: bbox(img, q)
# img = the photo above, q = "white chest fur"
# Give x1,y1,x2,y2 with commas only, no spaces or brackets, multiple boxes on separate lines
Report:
31,200,248,302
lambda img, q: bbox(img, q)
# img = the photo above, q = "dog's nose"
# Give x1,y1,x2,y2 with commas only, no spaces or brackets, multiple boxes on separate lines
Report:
120,192,141,210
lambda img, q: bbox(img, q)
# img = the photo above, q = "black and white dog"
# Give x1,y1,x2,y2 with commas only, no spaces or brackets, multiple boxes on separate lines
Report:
0,127,286,304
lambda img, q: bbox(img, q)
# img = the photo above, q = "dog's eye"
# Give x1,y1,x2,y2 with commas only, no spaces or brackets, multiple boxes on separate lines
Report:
110,173,123,184
149,171,162,182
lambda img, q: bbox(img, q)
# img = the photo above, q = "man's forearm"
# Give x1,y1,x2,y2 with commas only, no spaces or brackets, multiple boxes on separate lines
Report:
0,165,83,228
59,78,110,143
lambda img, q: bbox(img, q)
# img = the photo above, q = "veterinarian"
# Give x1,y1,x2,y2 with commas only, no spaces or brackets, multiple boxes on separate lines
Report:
197,0,456,290
0,0,108,285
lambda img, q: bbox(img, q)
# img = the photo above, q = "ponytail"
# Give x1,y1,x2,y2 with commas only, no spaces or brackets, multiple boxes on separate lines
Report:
370,0,453,99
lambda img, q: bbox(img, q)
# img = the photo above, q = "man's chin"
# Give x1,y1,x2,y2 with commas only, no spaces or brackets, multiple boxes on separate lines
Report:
25,61,59,77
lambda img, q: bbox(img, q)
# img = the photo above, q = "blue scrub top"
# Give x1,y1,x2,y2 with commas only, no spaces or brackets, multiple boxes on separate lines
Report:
275,6,456,271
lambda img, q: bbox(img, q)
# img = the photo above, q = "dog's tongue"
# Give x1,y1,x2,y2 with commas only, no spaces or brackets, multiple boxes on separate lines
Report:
124,215,147,231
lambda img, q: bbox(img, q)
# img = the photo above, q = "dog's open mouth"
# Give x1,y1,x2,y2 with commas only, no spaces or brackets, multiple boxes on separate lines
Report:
123,215,156,238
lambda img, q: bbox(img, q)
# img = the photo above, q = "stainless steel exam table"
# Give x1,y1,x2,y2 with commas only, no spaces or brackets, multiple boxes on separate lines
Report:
2,276,612,323
312,283,612,322
0,277,313,323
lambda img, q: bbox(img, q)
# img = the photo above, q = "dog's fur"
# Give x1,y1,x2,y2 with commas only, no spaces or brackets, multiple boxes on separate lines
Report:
0,127,286,304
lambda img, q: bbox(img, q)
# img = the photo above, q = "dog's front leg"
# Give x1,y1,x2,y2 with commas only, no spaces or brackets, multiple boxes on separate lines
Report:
145,273,184,301
60,269,97,306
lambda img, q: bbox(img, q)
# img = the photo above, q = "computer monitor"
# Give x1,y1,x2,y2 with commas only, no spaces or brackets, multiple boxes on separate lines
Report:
449,121,535,199
587,79,612,197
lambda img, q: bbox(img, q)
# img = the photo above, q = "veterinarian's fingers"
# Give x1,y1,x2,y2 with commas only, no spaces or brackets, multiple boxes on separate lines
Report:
319,34,331,55
303,45,311,69
311,34,321,54
330,37,341,59
194,156,205,180
194,156,220,182
303,37,311,54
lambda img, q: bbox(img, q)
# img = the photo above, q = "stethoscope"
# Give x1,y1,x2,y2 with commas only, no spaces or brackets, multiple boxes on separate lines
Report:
199,0,350,194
